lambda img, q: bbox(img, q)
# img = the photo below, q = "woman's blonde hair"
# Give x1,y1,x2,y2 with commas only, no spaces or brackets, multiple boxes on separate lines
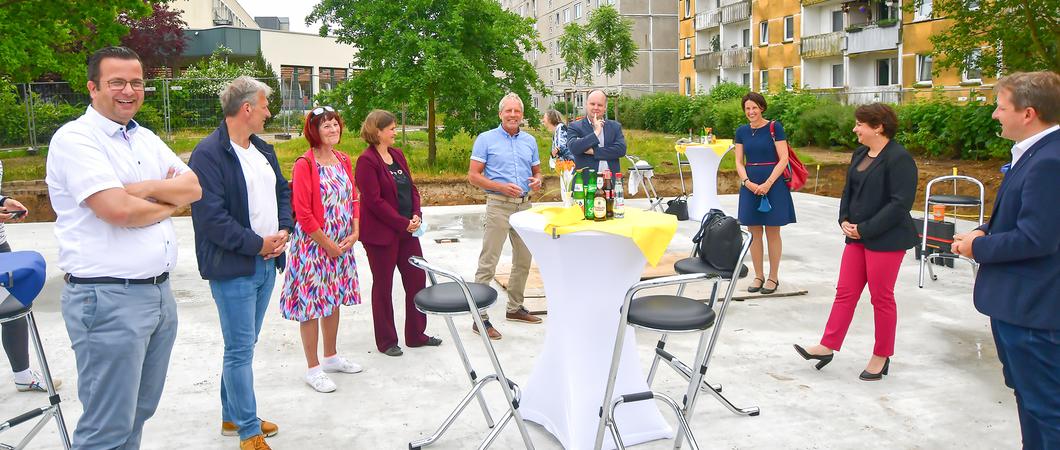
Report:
360,109,397,146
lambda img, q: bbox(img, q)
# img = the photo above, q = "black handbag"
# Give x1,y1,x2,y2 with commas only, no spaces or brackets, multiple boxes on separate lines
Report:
664,195,689,221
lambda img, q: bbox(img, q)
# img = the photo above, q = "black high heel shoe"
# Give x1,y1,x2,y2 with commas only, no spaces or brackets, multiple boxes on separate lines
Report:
859,357,890,381
793,344,834,370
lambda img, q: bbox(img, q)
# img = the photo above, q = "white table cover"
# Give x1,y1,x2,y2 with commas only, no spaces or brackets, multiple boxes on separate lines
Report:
684,144,733,221
511,210,672,450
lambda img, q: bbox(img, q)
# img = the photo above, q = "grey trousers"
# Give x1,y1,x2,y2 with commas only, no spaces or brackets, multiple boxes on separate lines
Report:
475,197,533,318
61,280,178,450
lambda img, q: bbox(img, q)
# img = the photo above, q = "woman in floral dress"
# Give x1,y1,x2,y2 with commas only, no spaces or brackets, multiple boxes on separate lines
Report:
280,106,363,393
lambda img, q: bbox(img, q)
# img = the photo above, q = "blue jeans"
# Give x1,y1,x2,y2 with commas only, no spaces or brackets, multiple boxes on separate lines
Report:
209,257,276,440
992,318,1060,449
61,280,178,450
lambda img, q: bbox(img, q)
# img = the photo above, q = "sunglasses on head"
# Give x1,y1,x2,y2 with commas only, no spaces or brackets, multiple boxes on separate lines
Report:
311,106,336,116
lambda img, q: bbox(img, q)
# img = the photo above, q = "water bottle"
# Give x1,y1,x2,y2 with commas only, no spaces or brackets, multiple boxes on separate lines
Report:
614,173,625,219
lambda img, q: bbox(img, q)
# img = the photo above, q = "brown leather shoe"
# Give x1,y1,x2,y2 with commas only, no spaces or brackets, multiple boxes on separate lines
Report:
472,320,502,340
506,307,543,324
239,435,271,450
223,418,278,437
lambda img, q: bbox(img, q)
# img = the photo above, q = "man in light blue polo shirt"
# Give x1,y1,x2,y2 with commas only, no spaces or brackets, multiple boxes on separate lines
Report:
467,93,544,340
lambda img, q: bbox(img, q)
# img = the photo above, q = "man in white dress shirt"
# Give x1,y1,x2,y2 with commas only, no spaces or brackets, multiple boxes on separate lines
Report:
46,46,202,450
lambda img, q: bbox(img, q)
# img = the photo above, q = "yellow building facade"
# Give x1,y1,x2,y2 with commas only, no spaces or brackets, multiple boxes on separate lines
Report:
676,0,995,102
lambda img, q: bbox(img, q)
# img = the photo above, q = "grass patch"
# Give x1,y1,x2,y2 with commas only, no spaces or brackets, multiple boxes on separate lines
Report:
1,127,816,182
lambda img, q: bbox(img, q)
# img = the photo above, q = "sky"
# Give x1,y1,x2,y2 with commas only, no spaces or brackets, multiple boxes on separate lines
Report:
237,0,320,33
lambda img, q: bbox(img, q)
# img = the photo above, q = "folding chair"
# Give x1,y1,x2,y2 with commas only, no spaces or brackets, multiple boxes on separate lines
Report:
918,175,985,288
0,251,71,450
624,155,664,212
594,229,756,450
407,256,534,450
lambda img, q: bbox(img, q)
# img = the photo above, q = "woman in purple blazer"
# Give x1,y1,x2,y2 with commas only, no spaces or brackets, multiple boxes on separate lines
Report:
355,109,441,357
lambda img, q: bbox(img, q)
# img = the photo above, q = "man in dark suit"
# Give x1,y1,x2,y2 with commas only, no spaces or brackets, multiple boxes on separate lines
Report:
953,71,1060,449
566,89,627,174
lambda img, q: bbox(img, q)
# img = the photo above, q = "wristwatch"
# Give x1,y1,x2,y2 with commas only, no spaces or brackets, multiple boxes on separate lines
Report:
741,178,749,186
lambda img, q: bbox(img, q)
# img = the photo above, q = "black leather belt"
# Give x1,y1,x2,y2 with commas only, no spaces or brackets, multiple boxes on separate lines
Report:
64,273,169,285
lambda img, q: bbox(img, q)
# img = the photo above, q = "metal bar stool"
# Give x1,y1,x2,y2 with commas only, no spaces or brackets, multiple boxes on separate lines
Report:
675,147,691,195
407,256,534,450
594,230,754,450
918,175,985,288
624,155,664,212
647,217,758,419
0,251,71,450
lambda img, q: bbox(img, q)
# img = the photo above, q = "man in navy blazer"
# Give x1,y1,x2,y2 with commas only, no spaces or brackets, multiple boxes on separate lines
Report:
566,89,627,174
953,71,1060,449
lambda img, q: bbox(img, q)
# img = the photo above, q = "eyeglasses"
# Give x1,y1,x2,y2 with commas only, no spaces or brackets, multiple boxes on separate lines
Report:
104,79,146,91
311,106,336,116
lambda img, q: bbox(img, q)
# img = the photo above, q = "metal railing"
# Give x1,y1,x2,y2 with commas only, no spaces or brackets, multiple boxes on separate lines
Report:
1,76,328,150
721,0,751,24
694,51,722,71
721,47,752,69
695,9,722,29
800,32,846,58
846,23,899,54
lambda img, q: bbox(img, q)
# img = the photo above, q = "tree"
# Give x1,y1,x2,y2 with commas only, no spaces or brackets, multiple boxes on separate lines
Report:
119,1,188,74
558,23,597,88
918,0,1059,75
308,0,546,165
0,0,152,84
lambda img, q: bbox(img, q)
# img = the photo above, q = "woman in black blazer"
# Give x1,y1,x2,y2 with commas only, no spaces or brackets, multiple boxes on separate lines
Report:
794,103,918,381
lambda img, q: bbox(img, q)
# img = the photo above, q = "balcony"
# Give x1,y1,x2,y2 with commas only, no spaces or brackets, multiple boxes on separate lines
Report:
721,47,752,69
694,51,722,71
800,32,846,58
720,0,751,24
846,23,899,54
846,85,902,104
695,9,721,30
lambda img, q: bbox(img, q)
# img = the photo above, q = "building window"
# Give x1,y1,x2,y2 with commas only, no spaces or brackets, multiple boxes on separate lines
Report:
916,54,933,83
784,67,795,90
281,65,313,109
742,28,751,47
555,12,560,23
832,64,844,87
685,39,692,58
760,70,769,91
759,21,768,45
685,0,692,18
963,49,983,82
783,16,794,42
832,10,844,32
574,3,582,18
876,58,897,85
318,67,347,91
685,77,692,95
564,8,570,22
915,0,933,20
742,72,751,86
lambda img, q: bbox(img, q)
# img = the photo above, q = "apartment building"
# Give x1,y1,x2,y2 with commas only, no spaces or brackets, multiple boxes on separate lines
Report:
501,0,679,110
679,0,993,102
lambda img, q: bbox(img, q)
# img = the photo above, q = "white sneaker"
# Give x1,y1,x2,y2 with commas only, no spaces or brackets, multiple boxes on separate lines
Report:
304,371,337,393
321,356,363,374
15,370,61,393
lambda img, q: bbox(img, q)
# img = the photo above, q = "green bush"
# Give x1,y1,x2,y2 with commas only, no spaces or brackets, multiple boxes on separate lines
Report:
796,102,858,149
709,82,749,103
31,102,82,144
763,90,821,146
0,80,27,146
135,103,165,132
640,92,692,133
549,100,576,118
711,99,745,139
896,99,1006,159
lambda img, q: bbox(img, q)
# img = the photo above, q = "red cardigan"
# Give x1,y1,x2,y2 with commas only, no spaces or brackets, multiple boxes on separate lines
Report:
291,148,359,235
355,145,422,246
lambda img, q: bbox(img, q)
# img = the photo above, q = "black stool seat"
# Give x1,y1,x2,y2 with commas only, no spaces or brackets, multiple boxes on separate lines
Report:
414,282,497,314
674,258,749,279
928,194,981,206
0,296,30,321
628,295,716,331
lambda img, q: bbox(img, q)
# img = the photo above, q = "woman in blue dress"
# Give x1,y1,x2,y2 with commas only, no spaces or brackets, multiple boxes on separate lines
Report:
734,92,796,294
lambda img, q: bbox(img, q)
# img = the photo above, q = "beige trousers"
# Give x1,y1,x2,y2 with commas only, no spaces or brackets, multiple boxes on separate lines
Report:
475,195,533,318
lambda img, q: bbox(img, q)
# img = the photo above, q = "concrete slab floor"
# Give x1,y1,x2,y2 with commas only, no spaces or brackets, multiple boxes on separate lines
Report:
0,193,1017,449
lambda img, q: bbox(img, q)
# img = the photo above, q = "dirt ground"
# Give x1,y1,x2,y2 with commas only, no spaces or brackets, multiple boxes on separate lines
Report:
2,147,1005,223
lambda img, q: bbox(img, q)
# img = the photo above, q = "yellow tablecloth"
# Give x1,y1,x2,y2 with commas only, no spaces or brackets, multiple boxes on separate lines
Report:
529,205,677,267
675,139,734,157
